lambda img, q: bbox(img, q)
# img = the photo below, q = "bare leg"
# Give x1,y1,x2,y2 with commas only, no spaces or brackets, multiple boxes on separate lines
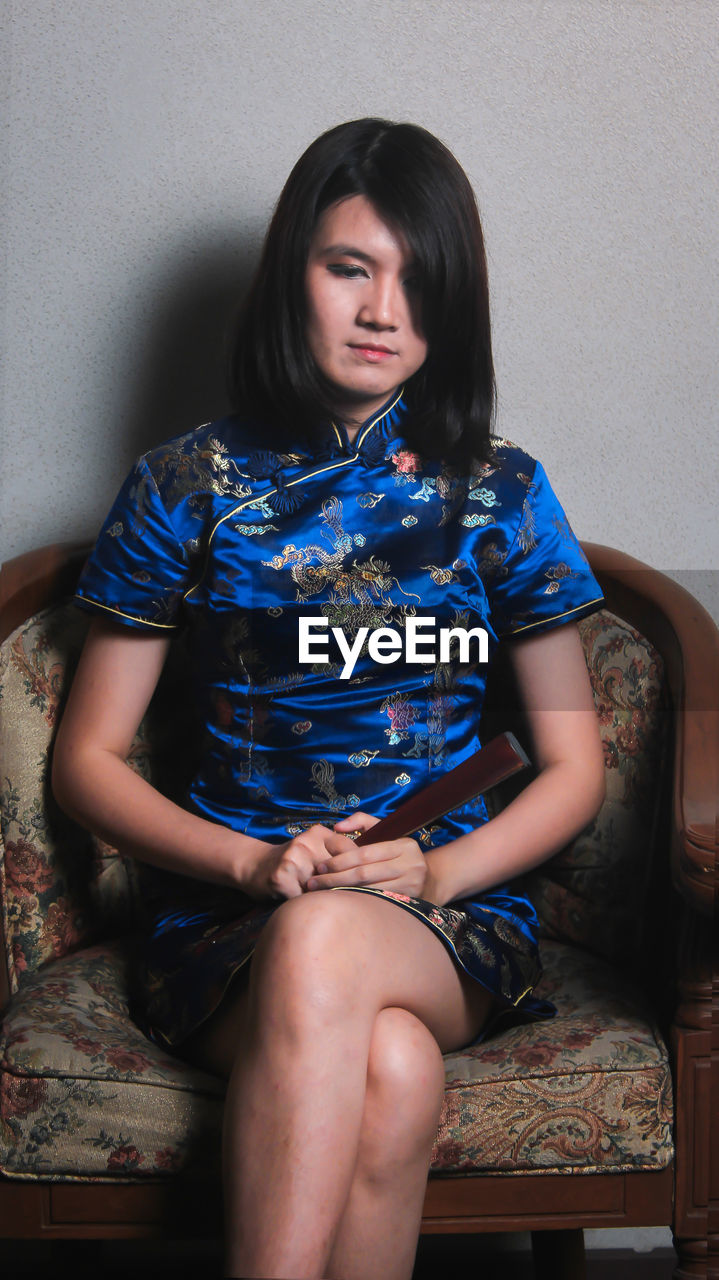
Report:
186,890,493,1279
324,1005,446,1280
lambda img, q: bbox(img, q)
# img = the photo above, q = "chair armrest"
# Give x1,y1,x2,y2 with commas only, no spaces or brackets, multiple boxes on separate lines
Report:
0,542,90,644
584,543,719,918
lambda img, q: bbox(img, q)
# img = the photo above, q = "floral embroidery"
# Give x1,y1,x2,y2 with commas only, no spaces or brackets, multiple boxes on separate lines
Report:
380,691,417,745
390,448,422,476
246,495,277,519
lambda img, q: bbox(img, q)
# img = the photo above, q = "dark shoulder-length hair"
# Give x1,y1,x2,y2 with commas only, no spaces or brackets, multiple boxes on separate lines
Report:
229,118,495,466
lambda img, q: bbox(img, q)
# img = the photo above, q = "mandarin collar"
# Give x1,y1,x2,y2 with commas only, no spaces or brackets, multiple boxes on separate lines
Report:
318,388,408,460
243,390,410,519
243,390,409,498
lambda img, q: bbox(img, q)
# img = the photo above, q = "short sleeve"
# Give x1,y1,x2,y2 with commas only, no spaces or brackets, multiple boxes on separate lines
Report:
75,457,191,631
487,459,603,638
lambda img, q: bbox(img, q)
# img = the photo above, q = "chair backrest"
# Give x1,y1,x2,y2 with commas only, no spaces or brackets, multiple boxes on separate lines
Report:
525,608,668,966
0,595,667,999
0,599,193,997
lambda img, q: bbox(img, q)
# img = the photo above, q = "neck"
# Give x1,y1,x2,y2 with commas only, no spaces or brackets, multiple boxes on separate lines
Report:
331,404,368,443
332,386,406,444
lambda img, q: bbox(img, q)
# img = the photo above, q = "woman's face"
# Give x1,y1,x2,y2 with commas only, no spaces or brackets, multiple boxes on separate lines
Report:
304,195,428,432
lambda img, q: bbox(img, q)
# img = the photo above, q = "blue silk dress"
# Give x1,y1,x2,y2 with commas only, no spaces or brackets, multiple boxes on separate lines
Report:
75,391,603,1047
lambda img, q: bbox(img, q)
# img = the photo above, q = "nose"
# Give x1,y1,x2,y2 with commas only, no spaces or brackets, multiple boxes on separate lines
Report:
357,273,400,331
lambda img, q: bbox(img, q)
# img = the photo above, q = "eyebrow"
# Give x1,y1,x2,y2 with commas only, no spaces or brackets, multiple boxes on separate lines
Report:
319,244,377,263
318,243,419,271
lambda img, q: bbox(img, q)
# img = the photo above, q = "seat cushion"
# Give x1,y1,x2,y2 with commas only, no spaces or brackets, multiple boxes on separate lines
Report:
434,939,673,1173
0,939,673,1181
0,942,224,1179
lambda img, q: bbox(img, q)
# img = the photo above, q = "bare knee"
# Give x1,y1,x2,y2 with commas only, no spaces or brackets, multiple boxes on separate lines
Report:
252,891,359,967
247,892,366,1023
358,1007,446,1181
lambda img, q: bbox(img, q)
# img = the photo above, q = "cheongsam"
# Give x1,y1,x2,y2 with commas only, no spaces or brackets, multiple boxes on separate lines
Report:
75,390,603,1047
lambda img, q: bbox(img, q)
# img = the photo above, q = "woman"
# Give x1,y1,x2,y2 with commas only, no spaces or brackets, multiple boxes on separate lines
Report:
52,119,605,1280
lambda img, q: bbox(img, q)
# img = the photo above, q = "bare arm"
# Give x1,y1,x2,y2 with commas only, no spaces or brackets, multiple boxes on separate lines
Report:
52,619,358,899
311,623,605,902
421,622,605,902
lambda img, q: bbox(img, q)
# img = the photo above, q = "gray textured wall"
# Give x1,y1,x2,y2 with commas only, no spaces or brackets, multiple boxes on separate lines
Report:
2,0,718,625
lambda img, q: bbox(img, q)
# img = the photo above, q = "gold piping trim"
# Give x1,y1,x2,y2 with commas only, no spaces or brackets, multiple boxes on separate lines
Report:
183,389,406,604
506,595,604,637
74,595,177,630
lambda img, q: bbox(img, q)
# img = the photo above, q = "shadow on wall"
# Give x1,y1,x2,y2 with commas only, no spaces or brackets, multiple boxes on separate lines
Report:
118,238,258,461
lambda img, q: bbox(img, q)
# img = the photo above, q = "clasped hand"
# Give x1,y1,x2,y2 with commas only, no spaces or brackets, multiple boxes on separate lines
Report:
249,813,428,901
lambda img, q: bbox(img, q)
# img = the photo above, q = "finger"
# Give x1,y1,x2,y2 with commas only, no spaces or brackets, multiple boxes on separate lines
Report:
275,848,324,894
312,841,404,877
321,832,368,858
288,830,356,861
307,858,408,891
333,811,380,833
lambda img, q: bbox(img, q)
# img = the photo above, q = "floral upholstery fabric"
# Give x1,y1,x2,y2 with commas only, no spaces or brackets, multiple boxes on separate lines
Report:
0,942,223,1179
0,599,673,1181
521,609,667,965
0,607,134,992
434,940,672,1173
0,938,672,1179
0,605,190,994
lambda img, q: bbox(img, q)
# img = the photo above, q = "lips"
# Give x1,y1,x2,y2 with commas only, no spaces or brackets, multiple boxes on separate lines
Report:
348,344,396,362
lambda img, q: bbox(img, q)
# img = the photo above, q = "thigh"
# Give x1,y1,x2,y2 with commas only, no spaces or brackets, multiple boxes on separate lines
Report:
348,890,495,1051
250,888,495,1053
182,889,494,1075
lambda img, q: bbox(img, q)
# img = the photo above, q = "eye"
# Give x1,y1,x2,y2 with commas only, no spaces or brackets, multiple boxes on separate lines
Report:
327,263,369,279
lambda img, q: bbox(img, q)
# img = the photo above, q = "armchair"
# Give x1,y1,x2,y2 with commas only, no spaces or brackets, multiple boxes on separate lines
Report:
0,541,716,1277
